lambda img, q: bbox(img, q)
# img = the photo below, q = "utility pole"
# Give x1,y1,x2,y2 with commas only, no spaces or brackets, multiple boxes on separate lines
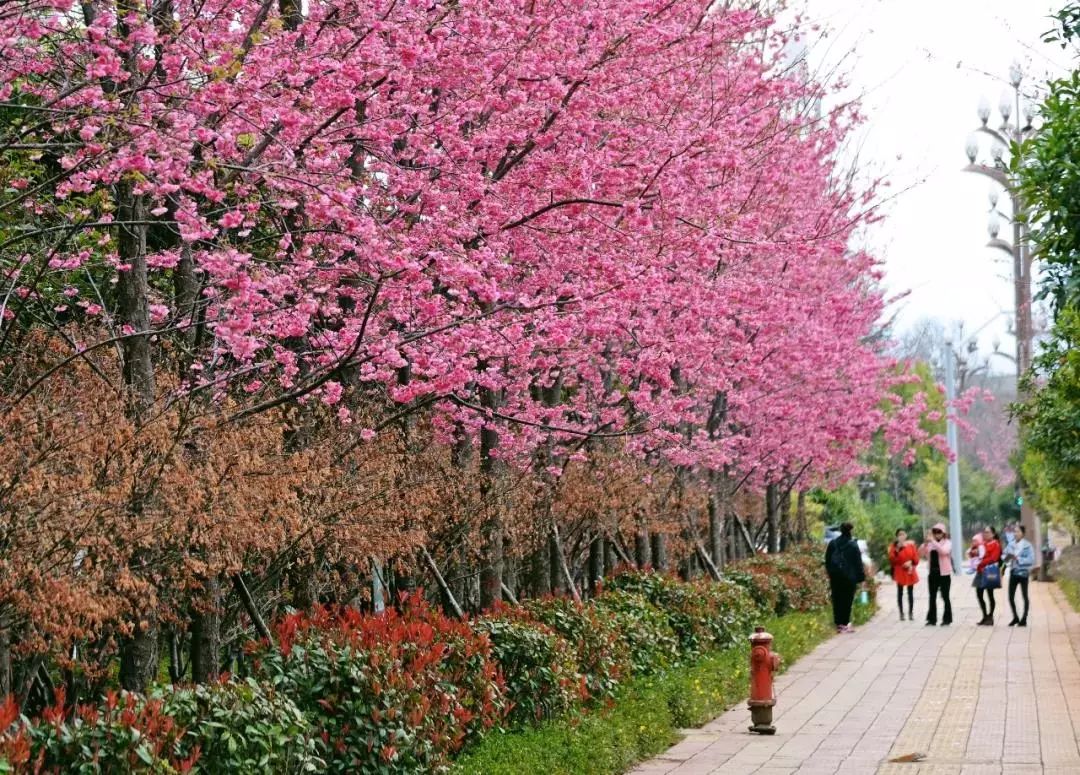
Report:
944,339,964,572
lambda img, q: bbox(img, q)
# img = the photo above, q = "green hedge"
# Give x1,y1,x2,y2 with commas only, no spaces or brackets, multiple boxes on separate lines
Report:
1059,577,1080,613
0,680,321,774
452,608,859,775
0,550,851,774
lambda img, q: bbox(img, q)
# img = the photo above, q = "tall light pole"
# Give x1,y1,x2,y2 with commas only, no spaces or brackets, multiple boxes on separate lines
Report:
963,61,1041,573
943,339,964,572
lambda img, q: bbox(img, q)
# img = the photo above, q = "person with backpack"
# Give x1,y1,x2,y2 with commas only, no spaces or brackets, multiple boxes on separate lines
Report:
975,526,1002,626
919,523,953,626
1004,524,1035,626
888,528,919,621
824,522,866,633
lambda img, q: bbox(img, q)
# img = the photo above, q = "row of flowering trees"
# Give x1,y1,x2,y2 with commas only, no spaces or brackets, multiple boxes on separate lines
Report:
1,0,939,704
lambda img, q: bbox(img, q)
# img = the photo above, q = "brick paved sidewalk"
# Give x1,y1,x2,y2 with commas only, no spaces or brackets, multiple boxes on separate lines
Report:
629,571,1080,775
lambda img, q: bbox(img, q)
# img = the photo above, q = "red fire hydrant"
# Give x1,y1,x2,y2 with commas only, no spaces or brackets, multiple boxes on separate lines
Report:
748,626,781,735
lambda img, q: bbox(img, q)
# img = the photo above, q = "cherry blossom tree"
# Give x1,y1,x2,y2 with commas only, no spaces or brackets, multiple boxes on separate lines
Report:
0,0,944,694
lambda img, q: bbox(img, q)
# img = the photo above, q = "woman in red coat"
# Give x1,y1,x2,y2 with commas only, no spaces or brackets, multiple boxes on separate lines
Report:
976,526,1002,626
888,529,919,620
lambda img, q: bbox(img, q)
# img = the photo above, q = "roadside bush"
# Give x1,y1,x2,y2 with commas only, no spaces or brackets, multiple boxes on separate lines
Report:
0,551,840,775
724,567,782,613
158,678,322,773
593,590,681,675
691,578,760,647
0,691,192,774
0,680,319,774
730,550,828,614
472,614,583,726
771,550,830,611
251,598,507,774
605,570,752,657
453,610,842,775
520,597,631,704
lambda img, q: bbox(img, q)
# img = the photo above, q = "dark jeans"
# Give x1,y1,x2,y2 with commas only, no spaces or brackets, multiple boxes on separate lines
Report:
896,584,914,615
926,573,952,624
1009,574,1030,622
976,585,996,617
830,576,856,626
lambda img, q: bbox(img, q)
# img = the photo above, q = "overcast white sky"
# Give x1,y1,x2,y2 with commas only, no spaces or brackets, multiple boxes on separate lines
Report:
788,0,1071,371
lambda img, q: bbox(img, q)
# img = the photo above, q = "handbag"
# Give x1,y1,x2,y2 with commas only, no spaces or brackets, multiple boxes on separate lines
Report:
979,564,1002,590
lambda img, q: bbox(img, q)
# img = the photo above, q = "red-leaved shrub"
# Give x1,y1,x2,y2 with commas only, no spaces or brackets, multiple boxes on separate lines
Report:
250,596,507,773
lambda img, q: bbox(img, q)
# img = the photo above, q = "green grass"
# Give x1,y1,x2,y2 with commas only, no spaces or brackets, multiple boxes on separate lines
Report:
1059,576,1080,613
452,603,874,775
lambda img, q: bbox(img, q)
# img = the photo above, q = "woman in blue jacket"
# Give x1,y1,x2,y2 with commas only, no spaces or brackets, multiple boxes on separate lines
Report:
1004,524,1036,627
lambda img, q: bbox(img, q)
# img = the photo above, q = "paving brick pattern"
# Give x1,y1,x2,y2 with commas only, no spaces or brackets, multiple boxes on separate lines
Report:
629,570,1080,775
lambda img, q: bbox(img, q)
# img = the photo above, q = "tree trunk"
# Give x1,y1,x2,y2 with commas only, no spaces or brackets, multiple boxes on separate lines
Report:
116,179,160,694
766,483,780,554
394,366,418,594
289,562,319,610
650,532,668,571
708,472,729,569
190,575,222,684
478,386,504,610
550,523,581,603
0,614,10,698
119,618,159,693
635,529,651,568
734,514,756,556
588,536,604,594
420,546,464,619
528,540,550,598
678,555,692,581
549,535,564,594
116,182,154,407
448,433,471,610
604,536,618,576
779,487,793,550
232,574,273,644
370,557,387,614
503,553,517,601
795,489,808,543
173,244,199,347
279,0,303,31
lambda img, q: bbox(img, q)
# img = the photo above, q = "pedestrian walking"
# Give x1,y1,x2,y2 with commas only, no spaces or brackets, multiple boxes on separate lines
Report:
919,523,953,626
1043,534,1057,580
825,522,865,633
975,526,1002,626
1004,524,1035,626
888,528,919,620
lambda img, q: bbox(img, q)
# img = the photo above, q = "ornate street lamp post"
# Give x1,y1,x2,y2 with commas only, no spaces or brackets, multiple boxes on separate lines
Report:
963,62,1042,574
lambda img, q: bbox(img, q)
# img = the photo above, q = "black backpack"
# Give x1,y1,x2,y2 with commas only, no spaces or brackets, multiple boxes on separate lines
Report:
826,539,848,578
